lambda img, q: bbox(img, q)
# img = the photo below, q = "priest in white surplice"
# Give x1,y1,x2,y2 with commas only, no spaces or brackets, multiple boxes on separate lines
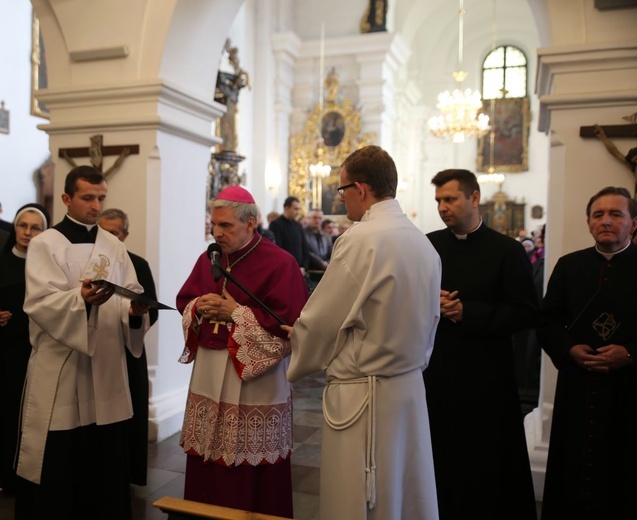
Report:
15,166,149,520
286,146,441,520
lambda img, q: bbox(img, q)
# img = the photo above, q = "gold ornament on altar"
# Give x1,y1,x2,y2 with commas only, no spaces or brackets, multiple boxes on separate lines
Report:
289,68,375,215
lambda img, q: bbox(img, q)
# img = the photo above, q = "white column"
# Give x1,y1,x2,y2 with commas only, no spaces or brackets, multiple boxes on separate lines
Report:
271,32,302,209
353,32,410,150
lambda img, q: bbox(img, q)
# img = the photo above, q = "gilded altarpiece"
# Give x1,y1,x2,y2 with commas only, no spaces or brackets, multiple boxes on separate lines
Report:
479,190,526,238
289,69,375,216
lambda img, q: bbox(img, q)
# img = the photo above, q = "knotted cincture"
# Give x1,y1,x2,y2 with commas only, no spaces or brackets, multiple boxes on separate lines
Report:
323,375,377,509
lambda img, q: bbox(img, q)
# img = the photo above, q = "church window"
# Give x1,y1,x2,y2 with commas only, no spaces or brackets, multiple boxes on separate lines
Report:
482,45,527,99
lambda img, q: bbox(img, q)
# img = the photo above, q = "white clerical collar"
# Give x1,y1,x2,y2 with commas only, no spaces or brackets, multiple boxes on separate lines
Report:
453,219,482,240
12,246,27,259
595,240,631,260
66,214,97,232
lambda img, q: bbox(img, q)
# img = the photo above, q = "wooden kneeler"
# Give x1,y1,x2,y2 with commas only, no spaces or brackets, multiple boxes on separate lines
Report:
153,496,294,520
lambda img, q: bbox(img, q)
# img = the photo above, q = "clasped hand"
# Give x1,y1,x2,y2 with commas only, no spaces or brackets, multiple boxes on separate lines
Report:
0,310,12,327
569,343,632,373
440,289,463,323
196,289,238,322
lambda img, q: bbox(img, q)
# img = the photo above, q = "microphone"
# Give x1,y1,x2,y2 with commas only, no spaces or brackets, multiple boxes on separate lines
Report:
205,242,288,326
207,243,223,282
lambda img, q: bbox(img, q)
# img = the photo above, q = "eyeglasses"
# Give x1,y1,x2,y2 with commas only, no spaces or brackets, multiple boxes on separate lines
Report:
337,183,357,197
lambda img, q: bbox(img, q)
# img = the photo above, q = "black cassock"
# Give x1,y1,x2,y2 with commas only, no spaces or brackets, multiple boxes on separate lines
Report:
126,251,158,486
539,244,637,520
0,250,29,494
424,225,538,520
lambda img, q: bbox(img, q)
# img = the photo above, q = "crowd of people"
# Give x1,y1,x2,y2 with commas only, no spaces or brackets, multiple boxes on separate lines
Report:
0,145,635,520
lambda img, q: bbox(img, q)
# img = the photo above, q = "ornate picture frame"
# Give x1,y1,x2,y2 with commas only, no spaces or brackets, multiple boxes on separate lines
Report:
288,69,375,216
31,14,49,119
477,97,530,173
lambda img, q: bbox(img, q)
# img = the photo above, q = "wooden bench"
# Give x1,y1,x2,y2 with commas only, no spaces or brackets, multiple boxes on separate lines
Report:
153,496,293,520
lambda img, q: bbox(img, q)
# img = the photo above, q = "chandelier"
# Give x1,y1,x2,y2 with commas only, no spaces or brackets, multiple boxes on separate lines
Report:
428,0,490,143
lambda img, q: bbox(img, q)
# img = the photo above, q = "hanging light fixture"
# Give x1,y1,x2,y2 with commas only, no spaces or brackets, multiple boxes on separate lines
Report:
308,22,331,209
478,0,505,188
428,0,490,143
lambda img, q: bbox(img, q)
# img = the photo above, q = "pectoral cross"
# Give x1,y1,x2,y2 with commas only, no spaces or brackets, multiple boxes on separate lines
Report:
209,319,227,334
58,134,139,179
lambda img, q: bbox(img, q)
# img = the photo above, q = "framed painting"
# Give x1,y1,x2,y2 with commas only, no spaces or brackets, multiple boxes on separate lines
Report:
31,14,49,119
477,97,530,173
321,110,346,147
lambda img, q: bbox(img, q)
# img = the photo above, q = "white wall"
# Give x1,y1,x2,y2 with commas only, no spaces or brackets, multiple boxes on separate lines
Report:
0,3,51,220
405,0,550,235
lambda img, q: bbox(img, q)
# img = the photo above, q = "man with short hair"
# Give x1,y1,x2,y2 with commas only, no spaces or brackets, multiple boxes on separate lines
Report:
268,196,309,270
176,186,308,518
287,145,441,519
303,209,332,271
16,165,150,519
539,186,637,520
99,208,158,486
321,218,335,237
424,169,538,520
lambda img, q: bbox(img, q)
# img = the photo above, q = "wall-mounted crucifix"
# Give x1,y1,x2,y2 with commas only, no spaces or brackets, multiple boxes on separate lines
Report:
58,134,139,179
580,116,637,195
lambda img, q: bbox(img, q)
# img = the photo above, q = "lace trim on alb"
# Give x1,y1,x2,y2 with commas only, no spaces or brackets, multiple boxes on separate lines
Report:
180,391,292,466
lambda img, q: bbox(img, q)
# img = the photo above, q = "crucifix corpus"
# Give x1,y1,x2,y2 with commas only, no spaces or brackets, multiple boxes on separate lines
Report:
58,134,139,179
580,117,637,195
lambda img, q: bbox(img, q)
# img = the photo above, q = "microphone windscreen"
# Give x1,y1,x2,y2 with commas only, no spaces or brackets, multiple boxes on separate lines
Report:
207,243,222,258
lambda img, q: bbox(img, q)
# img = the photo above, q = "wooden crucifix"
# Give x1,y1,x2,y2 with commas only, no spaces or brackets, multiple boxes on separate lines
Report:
58,134,139,179
580,118,637,195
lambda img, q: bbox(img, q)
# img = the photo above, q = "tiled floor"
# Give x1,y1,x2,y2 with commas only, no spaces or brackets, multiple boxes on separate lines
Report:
0,373,325,520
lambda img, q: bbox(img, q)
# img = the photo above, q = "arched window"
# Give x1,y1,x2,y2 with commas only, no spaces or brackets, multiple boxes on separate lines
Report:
482,45,527,99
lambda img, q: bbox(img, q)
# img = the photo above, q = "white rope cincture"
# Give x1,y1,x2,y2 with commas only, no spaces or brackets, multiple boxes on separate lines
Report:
323,375,377,509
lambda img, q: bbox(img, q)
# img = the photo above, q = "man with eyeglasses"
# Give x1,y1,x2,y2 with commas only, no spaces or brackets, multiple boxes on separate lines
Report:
286,145,441,520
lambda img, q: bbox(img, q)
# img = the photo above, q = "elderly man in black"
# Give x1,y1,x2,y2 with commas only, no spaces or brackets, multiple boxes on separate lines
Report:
539,186,637,520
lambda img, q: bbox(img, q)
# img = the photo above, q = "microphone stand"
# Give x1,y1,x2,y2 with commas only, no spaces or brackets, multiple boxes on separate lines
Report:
215,263,289,326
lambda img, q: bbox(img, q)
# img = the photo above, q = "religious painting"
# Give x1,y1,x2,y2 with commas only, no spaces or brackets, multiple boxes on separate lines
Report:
477,97,530,173
531,205,544,219
31,14,49,119
321,111,346,147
